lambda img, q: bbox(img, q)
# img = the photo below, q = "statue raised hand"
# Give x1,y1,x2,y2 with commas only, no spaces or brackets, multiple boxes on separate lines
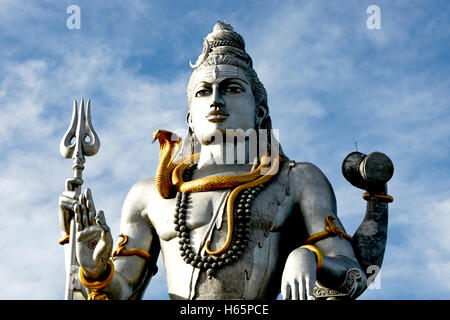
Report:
74,189,113,279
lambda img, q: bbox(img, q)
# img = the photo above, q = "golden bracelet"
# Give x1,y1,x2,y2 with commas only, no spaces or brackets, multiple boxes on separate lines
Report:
299,245,324,270
58,234,70,245
79,260,115,291
362,192,393,203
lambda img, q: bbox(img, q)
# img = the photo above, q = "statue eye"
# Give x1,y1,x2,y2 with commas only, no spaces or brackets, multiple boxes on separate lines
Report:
195,88,212,97
224,84,244,94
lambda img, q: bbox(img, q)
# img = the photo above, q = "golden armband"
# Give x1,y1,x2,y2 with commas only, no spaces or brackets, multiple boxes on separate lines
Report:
304,215,353,245
111,234,152,261
362,192,394,203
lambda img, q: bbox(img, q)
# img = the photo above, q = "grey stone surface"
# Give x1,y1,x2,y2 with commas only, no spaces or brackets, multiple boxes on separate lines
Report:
59,22,392,300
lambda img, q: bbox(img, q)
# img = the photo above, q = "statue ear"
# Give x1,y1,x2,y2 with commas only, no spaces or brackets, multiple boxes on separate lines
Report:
186,112,193,129
255,105,267,128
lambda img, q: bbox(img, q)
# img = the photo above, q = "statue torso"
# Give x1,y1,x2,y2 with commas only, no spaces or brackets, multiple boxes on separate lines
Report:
145,160,302,299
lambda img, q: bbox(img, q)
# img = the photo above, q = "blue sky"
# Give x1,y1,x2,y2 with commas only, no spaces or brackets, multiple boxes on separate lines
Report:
0,0,449,300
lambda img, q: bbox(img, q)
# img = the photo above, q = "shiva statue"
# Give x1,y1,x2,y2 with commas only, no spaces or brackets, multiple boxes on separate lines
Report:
59,22,393,300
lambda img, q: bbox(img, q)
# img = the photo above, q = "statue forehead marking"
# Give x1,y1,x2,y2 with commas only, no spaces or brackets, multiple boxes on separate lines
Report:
195,65,239,82
212,66,219,79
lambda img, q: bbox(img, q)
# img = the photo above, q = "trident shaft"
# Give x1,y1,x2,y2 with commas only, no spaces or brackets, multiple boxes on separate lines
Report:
60,98,100,300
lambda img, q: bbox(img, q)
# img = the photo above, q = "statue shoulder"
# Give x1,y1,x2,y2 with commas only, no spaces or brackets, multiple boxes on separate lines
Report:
126,177,158,200
121,177,162,222
288,161,335,201
288,161,330,183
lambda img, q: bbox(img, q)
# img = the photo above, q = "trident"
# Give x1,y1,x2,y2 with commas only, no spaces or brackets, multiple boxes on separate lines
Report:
60,98,100,300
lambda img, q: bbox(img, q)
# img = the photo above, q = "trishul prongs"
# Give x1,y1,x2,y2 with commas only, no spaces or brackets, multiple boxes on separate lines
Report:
60,98,100,197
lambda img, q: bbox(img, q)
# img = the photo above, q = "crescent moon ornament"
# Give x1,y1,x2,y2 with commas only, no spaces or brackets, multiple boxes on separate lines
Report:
189,38,210,68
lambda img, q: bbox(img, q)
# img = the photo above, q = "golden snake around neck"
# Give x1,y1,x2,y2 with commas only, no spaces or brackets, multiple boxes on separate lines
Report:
153,129,280,255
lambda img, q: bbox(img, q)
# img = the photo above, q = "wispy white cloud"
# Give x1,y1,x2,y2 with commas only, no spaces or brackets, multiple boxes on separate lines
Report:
0,0,448,300
0,4,188,298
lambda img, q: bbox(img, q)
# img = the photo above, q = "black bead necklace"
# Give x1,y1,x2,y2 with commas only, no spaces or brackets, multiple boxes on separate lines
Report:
173,163,265,278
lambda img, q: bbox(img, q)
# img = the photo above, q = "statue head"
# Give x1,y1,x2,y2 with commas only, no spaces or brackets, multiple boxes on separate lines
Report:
180,22,285,161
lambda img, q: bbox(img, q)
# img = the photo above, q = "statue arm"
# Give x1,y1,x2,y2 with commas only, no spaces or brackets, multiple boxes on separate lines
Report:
282,162,366,299
101,179,160,300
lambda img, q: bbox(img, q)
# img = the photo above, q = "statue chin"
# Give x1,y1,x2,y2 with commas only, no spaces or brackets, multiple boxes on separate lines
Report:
195,127,251,146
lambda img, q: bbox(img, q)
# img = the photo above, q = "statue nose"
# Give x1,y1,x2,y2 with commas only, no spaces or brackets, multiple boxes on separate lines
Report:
210,101,224,109
210,87,225,109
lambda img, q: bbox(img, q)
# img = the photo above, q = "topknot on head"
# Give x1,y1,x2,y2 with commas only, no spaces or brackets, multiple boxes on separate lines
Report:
189,21,250,69
213,21,233,32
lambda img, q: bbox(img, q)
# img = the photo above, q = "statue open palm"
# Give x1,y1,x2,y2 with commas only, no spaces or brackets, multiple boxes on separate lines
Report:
75,189,113,279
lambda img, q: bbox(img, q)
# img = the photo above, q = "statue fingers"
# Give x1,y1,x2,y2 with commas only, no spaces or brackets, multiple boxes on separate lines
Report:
290,280,299,300
94,211,113,259
75,204,83,232
305,276,315,300
79,192,86,206
80,197,90,227
79,193,94,228
281,282,291,300
95,210,111,234
88,208,96,226
299,278,307,300
81,189,97,226
87,199,96,226
84,188,96,212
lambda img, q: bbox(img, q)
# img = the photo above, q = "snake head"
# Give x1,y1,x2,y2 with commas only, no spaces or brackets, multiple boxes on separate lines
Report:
325,215,345,239
152,130,181,145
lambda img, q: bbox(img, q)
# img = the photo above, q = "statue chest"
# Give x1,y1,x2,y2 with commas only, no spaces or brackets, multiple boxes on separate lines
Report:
154,190,229,243
152,161,296,299
153,162,295,247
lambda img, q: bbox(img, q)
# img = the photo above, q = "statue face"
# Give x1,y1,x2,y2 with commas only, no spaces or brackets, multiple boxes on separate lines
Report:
188,65,256,145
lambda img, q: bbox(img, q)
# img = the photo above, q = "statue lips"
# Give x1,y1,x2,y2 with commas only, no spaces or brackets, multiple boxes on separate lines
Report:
206,109,229,123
